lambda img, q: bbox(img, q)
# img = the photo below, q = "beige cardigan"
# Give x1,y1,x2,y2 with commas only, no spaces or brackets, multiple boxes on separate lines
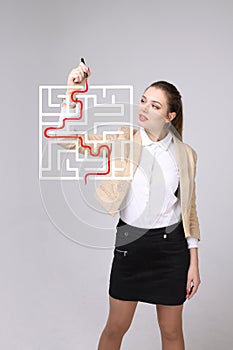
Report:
58,126,201,241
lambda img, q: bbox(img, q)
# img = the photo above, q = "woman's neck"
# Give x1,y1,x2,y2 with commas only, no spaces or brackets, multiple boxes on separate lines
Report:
144,127,169,142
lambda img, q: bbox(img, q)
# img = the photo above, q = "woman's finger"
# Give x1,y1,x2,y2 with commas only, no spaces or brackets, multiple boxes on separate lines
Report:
186,278,192,295
187,279,200,299
74,72,83,83
80,62,89,73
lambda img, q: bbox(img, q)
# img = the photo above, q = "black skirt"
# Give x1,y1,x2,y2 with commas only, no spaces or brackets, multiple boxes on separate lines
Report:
108,218,190,306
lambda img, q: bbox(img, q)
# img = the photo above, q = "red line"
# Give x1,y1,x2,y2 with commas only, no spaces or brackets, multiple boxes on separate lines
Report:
44,79,111,184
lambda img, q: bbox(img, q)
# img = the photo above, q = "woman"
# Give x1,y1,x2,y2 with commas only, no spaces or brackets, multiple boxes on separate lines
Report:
60,62,201,350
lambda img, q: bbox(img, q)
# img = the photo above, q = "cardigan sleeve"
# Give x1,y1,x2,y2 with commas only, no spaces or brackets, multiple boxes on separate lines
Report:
188,150,201,241
55,106,119,155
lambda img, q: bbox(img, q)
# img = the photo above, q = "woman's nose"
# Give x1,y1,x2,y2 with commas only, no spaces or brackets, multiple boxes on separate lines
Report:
142,103,149,112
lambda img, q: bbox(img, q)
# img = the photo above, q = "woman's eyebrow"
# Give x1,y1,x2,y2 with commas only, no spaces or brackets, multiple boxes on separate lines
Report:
142,95,162,106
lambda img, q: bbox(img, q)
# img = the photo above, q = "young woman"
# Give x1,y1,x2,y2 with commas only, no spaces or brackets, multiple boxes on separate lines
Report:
60,62,201,350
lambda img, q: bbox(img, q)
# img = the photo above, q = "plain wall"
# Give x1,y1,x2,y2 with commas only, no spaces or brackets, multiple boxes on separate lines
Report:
1,0,233,348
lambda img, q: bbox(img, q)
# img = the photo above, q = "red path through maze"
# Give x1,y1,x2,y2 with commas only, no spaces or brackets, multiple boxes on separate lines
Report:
44,79,111,184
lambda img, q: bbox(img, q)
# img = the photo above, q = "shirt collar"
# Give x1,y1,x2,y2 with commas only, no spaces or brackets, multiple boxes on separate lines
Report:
140,127,173,151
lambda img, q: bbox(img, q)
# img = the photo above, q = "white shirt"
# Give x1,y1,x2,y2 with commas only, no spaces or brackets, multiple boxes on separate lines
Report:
120,127,198,249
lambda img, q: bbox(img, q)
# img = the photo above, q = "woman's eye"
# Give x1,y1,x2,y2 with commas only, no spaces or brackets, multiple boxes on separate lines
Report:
140,99,158,109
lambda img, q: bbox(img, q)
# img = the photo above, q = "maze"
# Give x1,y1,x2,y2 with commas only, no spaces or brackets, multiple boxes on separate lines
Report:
39,84,134,182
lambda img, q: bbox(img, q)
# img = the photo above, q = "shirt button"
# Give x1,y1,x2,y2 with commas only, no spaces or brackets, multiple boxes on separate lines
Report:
124,231,128,236
163,234,167,239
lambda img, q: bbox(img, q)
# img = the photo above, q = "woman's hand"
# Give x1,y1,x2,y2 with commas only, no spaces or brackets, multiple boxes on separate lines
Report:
186,261,201,300
66,61,92,91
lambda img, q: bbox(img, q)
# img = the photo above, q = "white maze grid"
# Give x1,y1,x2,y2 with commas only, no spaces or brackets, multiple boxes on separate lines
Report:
39,85,134,180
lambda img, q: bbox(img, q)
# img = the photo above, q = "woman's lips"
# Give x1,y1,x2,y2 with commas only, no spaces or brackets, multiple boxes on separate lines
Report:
139,114,148,121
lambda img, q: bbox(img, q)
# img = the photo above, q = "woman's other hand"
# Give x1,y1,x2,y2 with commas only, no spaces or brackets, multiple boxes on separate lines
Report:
186,263,201,300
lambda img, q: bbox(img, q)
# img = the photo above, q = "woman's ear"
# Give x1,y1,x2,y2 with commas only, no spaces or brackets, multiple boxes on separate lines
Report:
168,112,176,121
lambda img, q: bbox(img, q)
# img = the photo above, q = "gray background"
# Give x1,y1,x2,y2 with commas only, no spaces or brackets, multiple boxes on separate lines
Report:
1,0,233,348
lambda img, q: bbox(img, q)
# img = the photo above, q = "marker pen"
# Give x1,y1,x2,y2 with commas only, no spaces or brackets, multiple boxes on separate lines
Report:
81,57,88,78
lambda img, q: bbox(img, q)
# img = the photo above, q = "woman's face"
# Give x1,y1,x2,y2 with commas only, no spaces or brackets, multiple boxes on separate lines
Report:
137,87,171,131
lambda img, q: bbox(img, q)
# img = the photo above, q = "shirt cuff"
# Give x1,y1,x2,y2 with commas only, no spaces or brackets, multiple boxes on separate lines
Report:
186,237,199,249
60,106,77,114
